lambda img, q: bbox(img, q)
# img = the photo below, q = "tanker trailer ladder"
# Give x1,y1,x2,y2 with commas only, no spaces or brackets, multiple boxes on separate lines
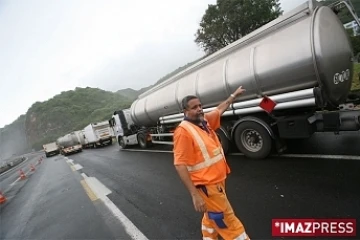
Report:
328,0,360,28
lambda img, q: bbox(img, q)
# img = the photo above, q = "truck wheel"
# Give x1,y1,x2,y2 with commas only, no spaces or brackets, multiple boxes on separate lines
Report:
216,128,229,155
118,136,127,149
137,133,148,148
234,121,272,159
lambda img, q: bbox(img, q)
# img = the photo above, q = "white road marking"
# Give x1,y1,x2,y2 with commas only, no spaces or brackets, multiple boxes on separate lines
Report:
74,164,83,171
120,149,360,160
268,153,360,161
121,149,172,153
102,196,148,240
3,163,35,193
81,173,148,240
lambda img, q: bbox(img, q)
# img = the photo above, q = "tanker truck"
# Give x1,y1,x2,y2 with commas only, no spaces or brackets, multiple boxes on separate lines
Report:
110,0,360,159
56,132,83,156
73,130,87,147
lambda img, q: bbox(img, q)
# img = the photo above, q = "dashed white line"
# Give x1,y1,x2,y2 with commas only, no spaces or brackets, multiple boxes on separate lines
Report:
268,153,360,161
73,164,83,171
120,149,360,160
81,173,148,240
121,149,172,153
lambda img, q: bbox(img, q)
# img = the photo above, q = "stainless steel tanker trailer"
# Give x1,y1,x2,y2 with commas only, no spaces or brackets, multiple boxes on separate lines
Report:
110,0,360,159
56,132,83,156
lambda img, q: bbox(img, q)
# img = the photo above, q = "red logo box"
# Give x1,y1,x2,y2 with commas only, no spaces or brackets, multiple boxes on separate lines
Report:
272,218,357,237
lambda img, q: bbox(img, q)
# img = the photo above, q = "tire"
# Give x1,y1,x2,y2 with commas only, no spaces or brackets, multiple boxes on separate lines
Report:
216,128,229,155
234,121,272,159
137,132,148,149
118,136,127,149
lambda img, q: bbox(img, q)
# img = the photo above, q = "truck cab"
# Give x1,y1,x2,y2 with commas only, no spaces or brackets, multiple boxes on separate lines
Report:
110,109,150,149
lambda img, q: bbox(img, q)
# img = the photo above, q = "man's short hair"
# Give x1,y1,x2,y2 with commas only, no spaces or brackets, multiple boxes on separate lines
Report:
181,95,198,110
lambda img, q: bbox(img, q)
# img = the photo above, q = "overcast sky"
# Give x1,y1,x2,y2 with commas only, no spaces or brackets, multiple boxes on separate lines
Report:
0,0,306,128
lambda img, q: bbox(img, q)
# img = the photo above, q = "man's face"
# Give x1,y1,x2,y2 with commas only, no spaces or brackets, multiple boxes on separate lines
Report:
184,98,204,122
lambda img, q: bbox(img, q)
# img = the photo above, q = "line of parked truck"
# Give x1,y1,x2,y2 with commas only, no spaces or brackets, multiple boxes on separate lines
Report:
43,0,360,160
43,121,114,157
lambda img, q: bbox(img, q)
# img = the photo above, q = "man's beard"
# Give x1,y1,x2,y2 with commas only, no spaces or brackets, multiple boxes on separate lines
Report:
196,113,204,122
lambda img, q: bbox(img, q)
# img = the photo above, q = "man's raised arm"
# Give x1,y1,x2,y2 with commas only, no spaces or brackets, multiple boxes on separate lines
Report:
216,86,246,115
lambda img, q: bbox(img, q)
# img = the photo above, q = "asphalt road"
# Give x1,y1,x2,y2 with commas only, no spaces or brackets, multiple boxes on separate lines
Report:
69,144,360,239
0,152,42,196
283,131,360,155
0,153,131,240
116,131,360,156
1,138,359,239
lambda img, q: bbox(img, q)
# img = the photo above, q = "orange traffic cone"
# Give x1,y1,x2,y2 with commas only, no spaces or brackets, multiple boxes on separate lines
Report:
30,164,35,172
0,191,6,204
19,169,26,180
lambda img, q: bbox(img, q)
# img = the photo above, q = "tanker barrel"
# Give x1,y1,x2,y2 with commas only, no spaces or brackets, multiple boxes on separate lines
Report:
132,0,355,127
159,88,315,122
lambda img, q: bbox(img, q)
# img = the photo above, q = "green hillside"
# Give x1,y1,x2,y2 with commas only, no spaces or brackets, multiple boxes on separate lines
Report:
24,87,132,150
351,63,360,91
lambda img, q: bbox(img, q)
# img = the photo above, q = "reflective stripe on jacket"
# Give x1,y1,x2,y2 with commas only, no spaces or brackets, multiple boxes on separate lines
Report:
180,120,225,172
178,120,230,185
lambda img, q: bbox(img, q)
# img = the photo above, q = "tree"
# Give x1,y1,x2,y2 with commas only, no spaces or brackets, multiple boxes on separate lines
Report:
350,34,360,57
194,0,283,55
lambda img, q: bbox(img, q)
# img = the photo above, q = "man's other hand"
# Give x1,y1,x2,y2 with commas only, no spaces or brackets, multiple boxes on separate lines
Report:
192,192,206,212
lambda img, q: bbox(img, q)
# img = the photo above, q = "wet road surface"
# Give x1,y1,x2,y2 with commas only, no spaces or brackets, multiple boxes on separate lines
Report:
0,154,133,240
1,131,359,239
0,152,43,200
69,144,360,239
114,131,360,157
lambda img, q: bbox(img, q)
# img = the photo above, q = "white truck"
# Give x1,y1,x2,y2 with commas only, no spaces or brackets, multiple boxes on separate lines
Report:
110,0,360,159
83,121,113,148
109,110,126,143
56,133,82,156
43,142,60,157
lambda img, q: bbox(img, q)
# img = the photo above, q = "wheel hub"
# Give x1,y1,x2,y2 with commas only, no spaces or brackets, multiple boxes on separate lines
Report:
241,129,263,152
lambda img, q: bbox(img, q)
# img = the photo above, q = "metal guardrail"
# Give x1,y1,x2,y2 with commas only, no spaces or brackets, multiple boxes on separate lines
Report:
0,157,26,174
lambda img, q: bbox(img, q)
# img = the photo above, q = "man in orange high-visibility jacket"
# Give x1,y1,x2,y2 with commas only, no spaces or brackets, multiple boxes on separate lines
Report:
173,86,250,240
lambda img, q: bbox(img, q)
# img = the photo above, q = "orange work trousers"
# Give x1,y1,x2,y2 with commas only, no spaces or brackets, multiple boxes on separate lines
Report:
197,181,250,240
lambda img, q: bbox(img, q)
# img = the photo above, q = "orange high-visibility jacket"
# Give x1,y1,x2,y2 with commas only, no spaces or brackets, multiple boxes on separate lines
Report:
173,109,230,186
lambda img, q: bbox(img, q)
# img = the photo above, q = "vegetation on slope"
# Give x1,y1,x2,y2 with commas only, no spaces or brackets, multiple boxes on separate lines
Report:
25,87,132,150
351,63,360,91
